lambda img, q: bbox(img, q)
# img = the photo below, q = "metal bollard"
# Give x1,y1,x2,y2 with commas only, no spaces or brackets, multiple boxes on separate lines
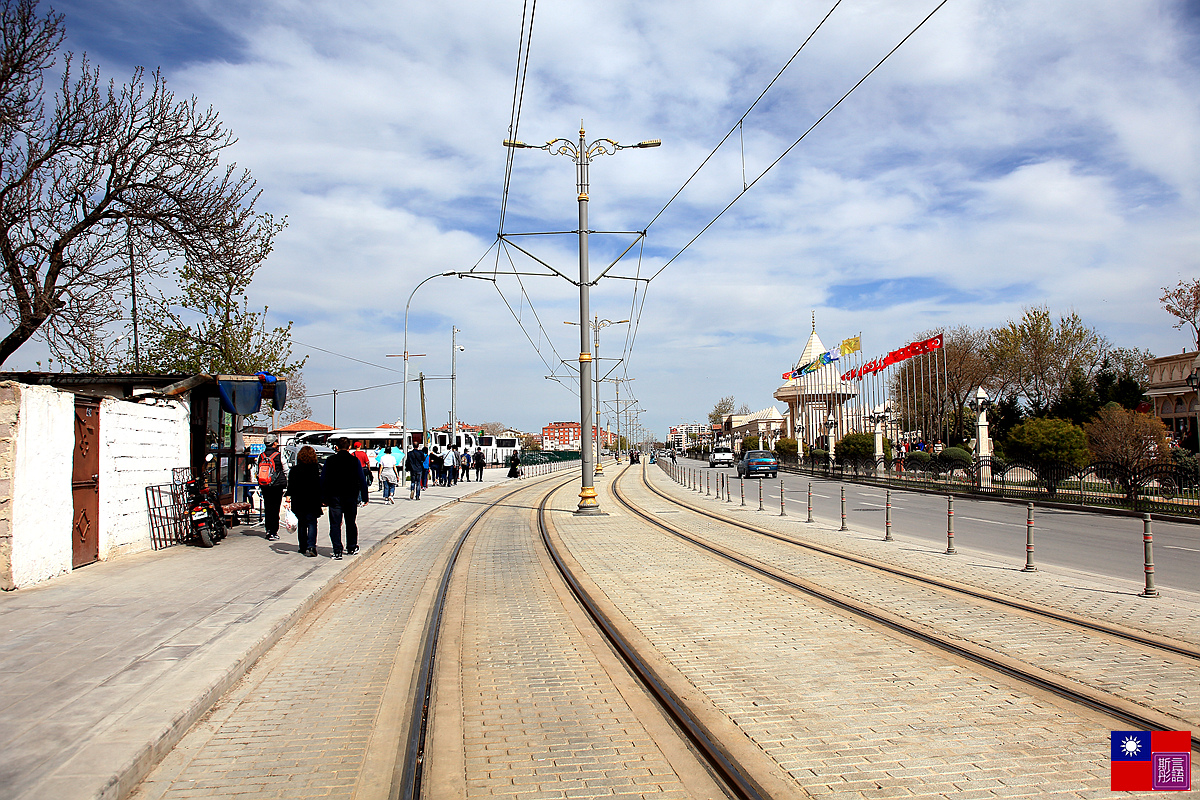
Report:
740,476,746,506
1022,503,1037,572
780,479,787,516
839,487,847,531
807,482,813,523
1140,514,1158,597
945,495,957,554
884,489,892,541
758,478,764,511
706,471,711,497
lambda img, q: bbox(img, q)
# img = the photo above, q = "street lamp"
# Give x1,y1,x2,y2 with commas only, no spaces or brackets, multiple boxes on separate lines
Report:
826,412,837,466
451,326,464,451
566,316,628,476
506,126,659,514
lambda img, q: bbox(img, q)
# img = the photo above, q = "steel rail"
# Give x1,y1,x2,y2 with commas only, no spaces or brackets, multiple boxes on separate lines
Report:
536,475,770,800
618,465,1200,754
650,467,1200,661
391,477,572,800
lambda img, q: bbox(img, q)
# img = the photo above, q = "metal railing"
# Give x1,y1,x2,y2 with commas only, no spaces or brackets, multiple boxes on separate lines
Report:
778,453,1200,518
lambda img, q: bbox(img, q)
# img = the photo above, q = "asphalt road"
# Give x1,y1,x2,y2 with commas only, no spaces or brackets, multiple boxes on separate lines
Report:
674,458,1200,595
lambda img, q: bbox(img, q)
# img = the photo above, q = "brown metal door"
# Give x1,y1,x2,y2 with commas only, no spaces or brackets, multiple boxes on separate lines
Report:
72,397,100,568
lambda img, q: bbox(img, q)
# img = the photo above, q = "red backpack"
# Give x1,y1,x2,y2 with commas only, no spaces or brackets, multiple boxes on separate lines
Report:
257,451,278,486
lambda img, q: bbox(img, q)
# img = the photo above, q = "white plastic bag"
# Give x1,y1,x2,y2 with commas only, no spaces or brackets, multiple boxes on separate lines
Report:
282,497,297,532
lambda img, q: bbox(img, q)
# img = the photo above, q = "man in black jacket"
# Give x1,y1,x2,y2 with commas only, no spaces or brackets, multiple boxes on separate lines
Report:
321,438,368,559
406,444,426,500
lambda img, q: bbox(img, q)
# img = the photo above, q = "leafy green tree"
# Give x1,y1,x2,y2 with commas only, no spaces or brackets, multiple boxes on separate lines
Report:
835,432,875,462
1050,368,1100,426
137,256,303,375
986,307,1108,415
774,437,798,460
1005,418,1090,468
741,435,760,451
708,396,735,426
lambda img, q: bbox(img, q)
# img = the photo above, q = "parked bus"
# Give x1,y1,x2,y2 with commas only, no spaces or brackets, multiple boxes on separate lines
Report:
291,428,520,467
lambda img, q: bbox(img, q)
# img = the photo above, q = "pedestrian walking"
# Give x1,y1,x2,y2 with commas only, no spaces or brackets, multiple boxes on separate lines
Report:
507,452,520,479
322,437,369,560
474,447,485,481
421,446,430,489
285,445,323,556
256,433,288,541
377,448,399,503
460,448,471,481
430,446,442,487
406,444,426,499
352,442,371,503
444,446,458,485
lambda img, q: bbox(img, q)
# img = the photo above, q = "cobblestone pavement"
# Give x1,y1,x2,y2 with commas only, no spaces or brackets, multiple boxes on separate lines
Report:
425,478,722,799
128,501,478,800
670,468,1200,646
628,467,1200,733
551,465,1177,798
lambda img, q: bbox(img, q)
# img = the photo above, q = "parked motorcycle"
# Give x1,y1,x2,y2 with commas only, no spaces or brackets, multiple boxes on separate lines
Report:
184,454,226,547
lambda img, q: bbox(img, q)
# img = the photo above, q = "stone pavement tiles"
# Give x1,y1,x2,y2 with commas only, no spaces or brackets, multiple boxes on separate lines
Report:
556,470,1126,798
0,473,502,800
127,499,476,800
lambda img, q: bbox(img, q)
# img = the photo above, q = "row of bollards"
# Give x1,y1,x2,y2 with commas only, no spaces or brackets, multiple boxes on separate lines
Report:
661,463,1159,598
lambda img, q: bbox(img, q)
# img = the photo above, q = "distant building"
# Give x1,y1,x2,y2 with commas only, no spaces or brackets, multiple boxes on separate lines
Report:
1147,350,1199,444
669,423,706,451
541,421,613,451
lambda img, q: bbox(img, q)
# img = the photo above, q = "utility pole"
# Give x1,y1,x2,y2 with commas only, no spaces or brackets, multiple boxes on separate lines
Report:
332,389,338,428
506,127,658,514
451,326,463,450
419,372,428,447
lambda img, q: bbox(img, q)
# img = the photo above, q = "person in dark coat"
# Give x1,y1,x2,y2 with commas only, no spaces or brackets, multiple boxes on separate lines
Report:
321,437,368,560
507,452,520,479
406,444,426,500
286,445,323,557
258,434,288,541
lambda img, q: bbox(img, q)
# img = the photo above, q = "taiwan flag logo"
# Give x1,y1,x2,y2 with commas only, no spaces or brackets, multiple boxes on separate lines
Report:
1111,731,1191,791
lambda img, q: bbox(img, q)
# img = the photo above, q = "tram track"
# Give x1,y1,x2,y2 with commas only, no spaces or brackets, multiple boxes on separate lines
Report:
393,467,787,800
615,463,1200,754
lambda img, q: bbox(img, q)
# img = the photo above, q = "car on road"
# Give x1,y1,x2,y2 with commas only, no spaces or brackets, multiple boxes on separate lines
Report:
709,446,735,468
736,449,779,479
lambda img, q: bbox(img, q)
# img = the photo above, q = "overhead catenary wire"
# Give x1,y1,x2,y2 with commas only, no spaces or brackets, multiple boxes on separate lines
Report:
647,0,952,281
496,0,538,238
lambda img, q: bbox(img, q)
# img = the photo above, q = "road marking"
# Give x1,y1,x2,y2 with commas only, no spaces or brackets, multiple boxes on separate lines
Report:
1163,545,1200,553
959,516,1010,526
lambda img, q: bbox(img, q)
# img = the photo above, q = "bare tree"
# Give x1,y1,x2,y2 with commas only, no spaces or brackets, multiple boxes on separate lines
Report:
1160,278,1200,350
278,368,313,425
0,0,282,366
1086,403,1169,472
480,421,507,436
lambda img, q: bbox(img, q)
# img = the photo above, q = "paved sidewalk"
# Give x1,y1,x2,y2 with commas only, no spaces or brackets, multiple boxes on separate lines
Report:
0,470,508,800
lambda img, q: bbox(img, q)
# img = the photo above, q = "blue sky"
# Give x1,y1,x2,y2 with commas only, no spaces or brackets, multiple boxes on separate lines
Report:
16,0,1200,438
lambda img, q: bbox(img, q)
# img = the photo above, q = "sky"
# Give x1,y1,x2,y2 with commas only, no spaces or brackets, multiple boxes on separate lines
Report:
13,0,1200,440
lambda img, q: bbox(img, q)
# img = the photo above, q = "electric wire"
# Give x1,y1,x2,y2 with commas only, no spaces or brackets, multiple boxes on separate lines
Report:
293,340,402,373
642,0,845,232
652,0,950,281
497,0,538,238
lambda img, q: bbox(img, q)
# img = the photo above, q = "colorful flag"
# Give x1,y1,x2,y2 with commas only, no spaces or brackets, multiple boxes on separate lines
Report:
1111,731,1191,791
840,336,861,356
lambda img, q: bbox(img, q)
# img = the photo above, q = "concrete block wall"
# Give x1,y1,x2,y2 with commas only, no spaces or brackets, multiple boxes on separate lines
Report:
9,384,74,589
98,396,190,560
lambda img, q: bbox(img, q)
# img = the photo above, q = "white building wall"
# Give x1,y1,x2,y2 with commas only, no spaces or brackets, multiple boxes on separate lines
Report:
98,396,191,560
10,385,74,588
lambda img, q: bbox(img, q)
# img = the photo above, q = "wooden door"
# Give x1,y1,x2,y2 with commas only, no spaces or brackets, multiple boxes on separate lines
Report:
72,397,100,568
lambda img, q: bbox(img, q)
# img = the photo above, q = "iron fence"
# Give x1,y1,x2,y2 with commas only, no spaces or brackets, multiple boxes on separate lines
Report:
780,453,1200,518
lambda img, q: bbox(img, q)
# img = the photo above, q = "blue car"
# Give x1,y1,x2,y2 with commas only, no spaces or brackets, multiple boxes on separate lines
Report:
736,449,779,479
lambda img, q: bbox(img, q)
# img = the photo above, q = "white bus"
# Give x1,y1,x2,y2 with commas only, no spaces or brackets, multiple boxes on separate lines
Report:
291,428,520,466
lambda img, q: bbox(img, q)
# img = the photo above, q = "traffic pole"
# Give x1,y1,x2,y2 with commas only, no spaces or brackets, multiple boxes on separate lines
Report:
1140,514,1159,597
780,479,787,517
945,495,957,554
839,487,847,531
758,478,764,511
740,476,745,506
884,489,892,541
1022,502,1037,572
806,482,813,523
706,471,711,497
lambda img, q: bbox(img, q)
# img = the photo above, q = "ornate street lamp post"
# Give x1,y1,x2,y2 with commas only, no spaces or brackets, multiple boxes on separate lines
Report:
505,127,659,513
